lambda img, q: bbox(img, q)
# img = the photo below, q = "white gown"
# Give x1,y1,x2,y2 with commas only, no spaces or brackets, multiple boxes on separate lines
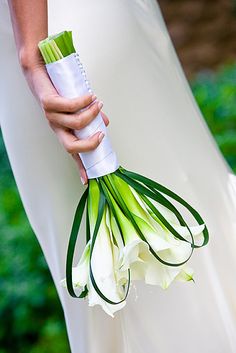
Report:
1,0,236,352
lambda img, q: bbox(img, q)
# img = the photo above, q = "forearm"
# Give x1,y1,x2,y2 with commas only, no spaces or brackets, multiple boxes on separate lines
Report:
7,0,53,103
8,0,48,71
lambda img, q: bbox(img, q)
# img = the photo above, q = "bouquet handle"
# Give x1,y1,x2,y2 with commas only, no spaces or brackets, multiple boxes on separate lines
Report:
46,52,119,179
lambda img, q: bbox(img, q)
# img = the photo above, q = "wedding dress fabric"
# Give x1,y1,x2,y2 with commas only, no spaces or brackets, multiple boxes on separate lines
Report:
1,0,236,352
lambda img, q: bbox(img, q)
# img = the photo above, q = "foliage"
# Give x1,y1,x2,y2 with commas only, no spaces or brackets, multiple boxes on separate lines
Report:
0,134,70,352
191,62,236,172
0,62,235,352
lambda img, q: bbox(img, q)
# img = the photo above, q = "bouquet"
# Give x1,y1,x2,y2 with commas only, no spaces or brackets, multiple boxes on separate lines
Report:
38,31,209,317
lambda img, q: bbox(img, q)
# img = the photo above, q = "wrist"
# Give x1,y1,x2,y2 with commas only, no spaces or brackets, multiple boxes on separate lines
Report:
19,51,48,104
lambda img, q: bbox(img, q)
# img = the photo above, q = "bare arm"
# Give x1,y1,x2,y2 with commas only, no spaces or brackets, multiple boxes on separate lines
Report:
7,0,108,184
8,0,47,73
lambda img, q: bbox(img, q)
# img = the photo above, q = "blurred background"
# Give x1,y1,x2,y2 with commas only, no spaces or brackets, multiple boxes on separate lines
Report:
0,1,235,352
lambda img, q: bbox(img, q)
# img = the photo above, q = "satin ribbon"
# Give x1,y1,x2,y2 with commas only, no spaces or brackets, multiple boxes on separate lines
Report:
46,53,119,179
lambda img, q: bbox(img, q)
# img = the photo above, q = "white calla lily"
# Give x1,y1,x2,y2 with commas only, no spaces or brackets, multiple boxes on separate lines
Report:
139,222,205,289
175,265,194,282
88,208,127,317
107,190,149,276
108,176,171,269
132,213,173,251
110,177,206,289
139,249,194,289
60,240,90,290
172,223,205,246
87,180,127,317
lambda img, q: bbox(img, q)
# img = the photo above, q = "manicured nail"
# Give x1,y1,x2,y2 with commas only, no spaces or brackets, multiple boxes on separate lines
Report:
91,94,97,100
98,132,105,143
80,176,86,185
98,101,103,110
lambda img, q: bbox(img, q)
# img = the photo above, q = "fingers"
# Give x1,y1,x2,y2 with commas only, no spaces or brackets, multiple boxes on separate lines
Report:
71,153,88,185
55,127,105,154
41,90,110,132
49,99,104,130
41,92,97,113
56,127,104,185
71,111,109,184
43,93,105,130
42,91,110,177
101,111,110,126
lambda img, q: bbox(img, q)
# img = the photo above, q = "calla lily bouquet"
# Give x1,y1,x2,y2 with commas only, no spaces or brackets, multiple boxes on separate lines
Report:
38,31,209,317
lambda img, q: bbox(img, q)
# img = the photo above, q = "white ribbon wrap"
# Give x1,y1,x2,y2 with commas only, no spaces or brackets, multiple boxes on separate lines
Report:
46,53,119,179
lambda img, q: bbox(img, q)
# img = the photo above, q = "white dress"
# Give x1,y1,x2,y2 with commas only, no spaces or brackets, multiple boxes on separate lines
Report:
1,0,236,352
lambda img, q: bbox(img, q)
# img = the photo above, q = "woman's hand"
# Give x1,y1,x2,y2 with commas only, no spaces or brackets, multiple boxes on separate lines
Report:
70,109,109,184
21,63,109,185
42,92,110,185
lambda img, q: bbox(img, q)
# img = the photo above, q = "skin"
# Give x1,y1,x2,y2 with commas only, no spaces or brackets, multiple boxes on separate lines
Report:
7,0,110,185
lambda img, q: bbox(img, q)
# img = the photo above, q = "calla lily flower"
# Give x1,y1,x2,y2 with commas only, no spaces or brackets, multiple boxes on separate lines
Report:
138,223,204,289
61,181,128,317
141,250,194,289
107,176,171,269
109,201,150,272
87,181,127,317
107,176,205,289
60,240,90,290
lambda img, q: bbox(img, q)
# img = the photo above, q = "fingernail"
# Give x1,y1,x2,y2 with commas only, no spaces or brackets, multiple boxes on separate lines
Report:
98,132,105,143
91,94,97,100
98,101,103,110
80,176,86,185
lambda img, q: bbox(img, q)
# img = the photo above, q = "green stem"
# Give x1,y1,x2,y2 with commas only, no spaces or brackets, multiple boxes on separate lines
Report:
38,30,76,64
